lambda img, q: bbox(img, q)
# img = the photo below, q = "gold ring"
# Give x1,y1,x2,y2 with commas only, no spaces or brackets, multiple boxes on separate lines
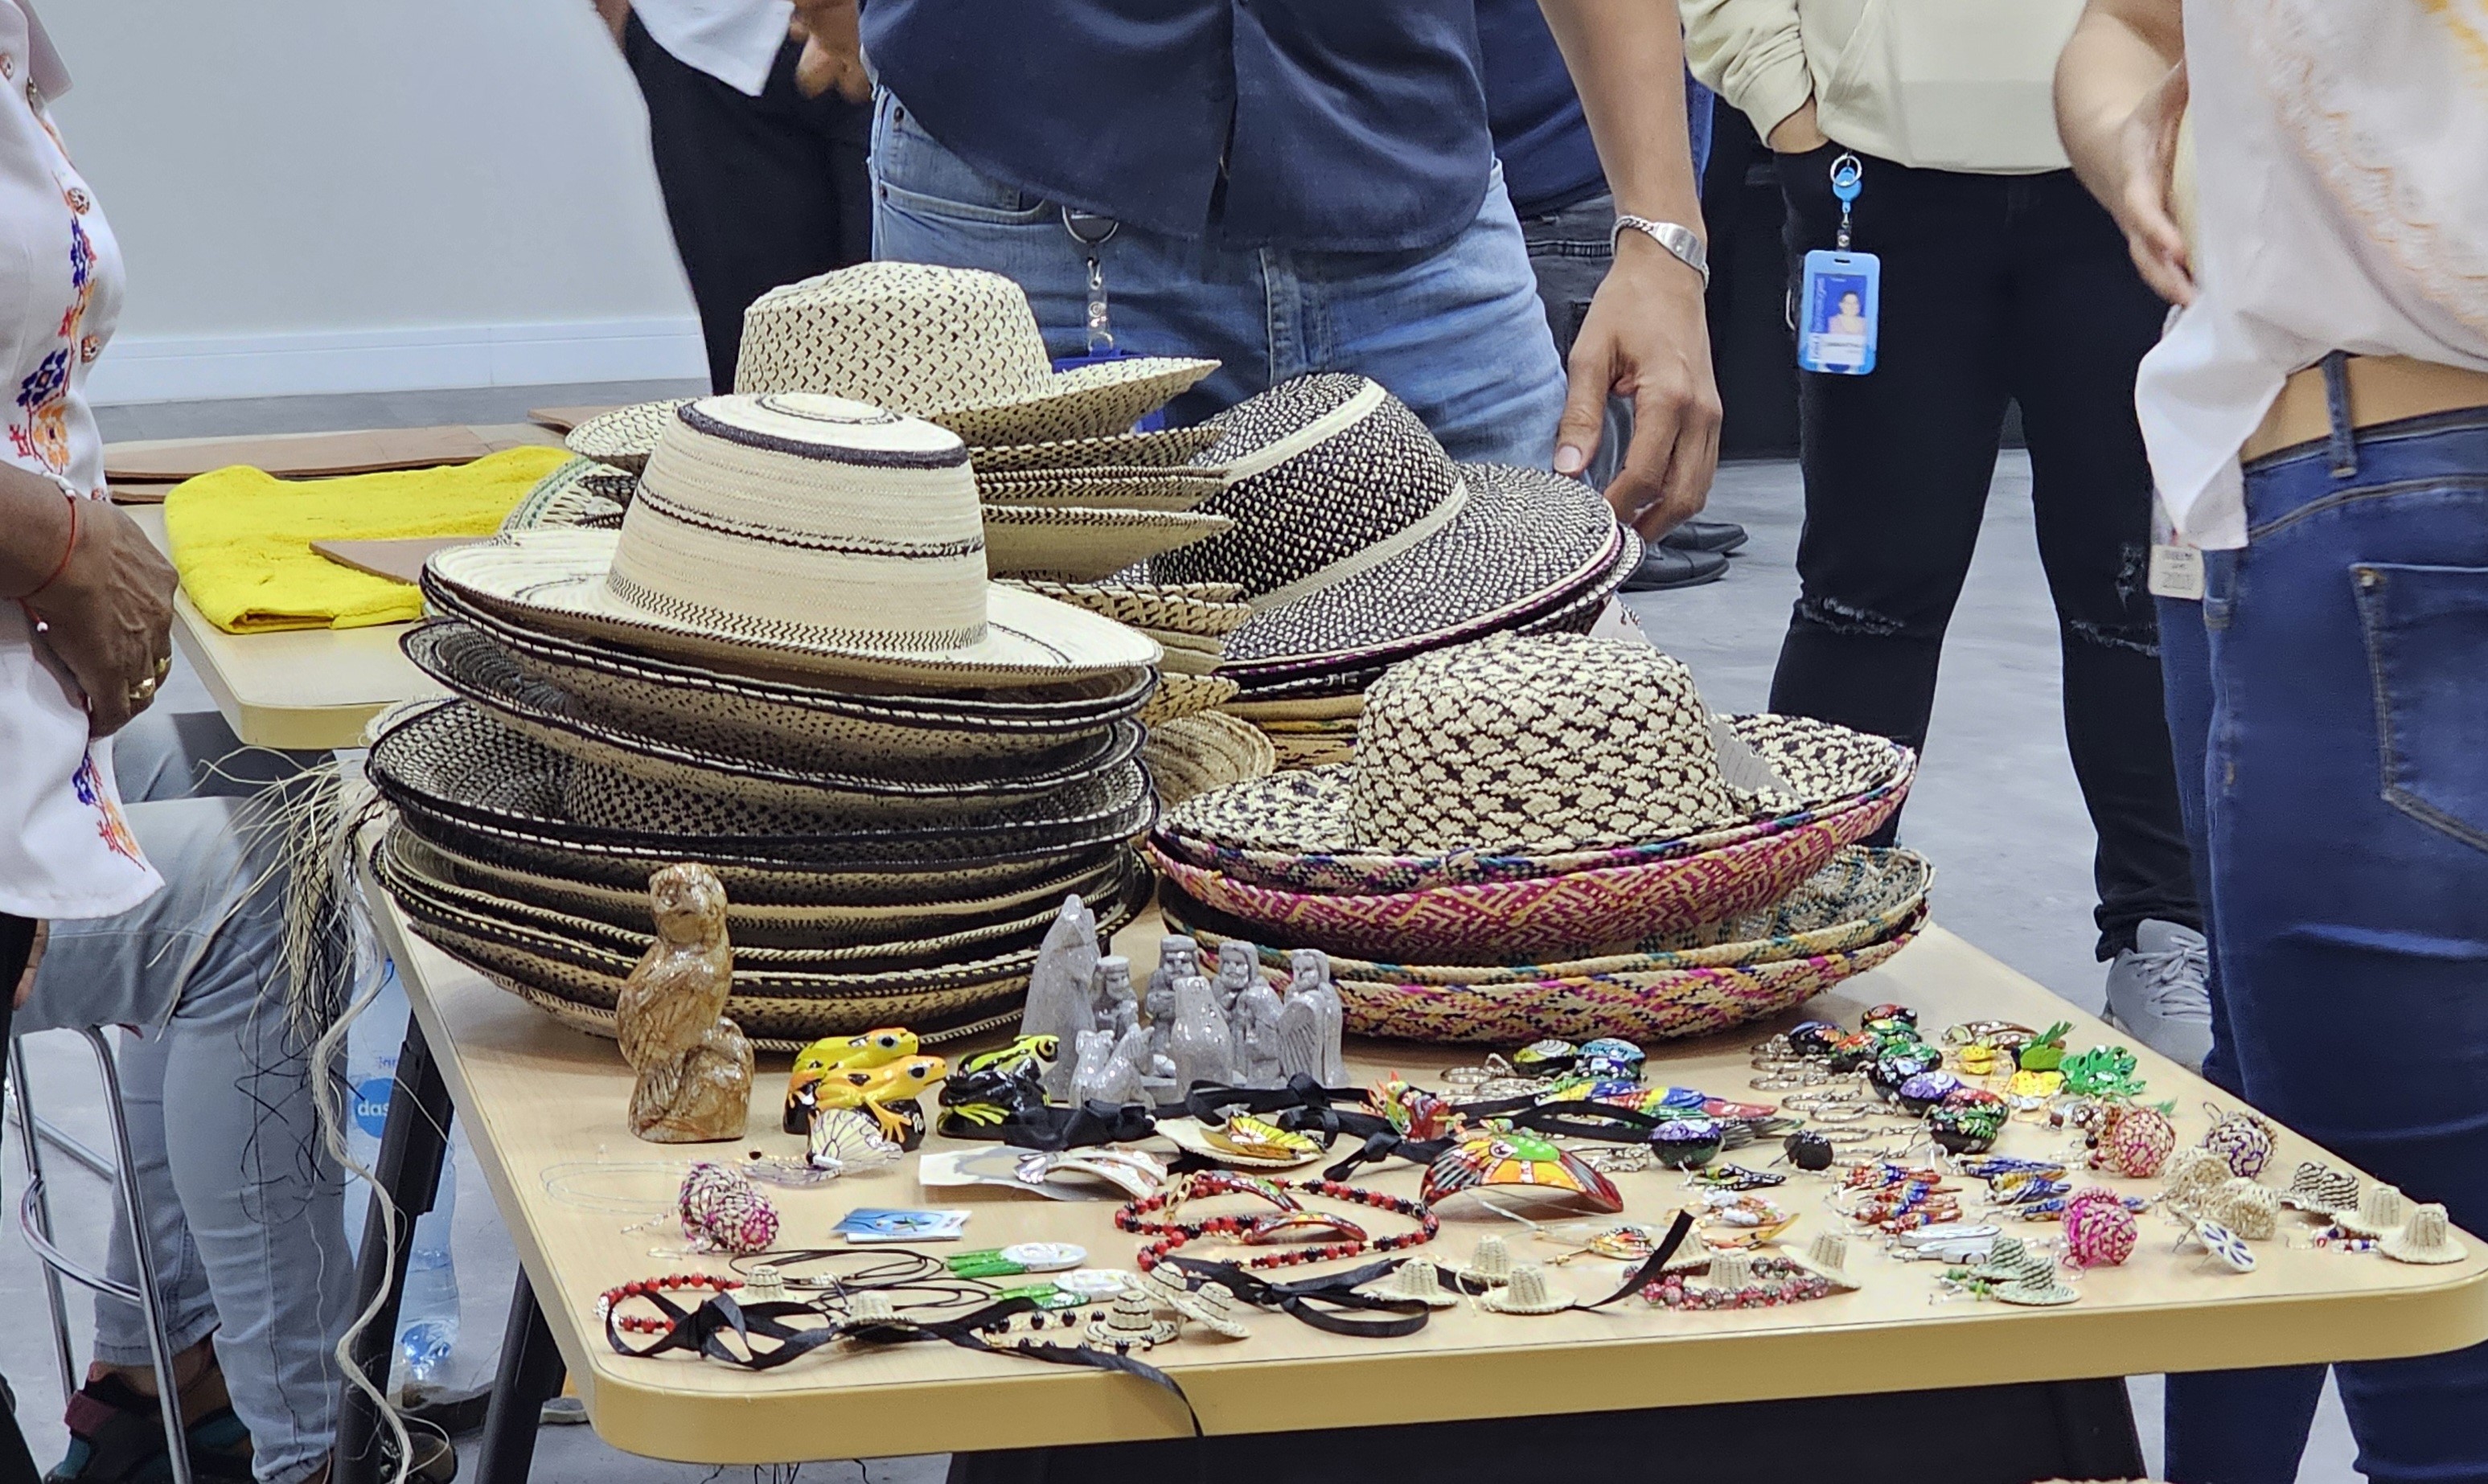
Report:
154,654,170,680
129,674,157,702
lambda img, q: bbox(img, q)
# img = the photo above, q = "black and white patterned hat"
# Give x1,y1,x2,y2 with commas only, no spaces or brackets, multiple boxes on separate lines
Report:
1154,375,1622,668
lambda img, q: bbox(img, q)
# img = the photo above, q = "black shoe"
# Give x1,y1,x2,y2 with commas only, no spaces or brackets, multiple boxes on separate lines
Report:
1658,518,1749,555
1620,545,1730,592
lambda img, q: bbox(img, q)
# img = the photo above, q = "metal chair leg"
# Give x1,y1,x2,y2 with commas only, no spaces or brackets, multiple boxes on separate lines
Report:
11,1030,197,1484
10,1037,76,1412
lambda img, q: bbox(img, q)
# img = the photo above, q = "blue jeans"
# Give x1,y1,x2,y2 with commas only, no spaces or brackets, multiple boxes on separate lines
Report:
869,92,1566,466
21,712,351,1484
2162,380,2488,1484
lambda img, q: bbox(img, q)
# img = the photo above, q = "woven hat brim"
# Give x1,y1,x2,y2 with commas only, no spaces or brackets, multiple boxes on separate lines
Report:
925,358,1217,445
971,424,1223,473
404,621,1143,810
1156,846,1931,978
388,822,1140,949
983,505,1232,582
428,528,1164,686
1000,579,1251,637
1214,466,1620,670
564,399,692,472
1161,714,1906,859
372,703,1157,870
976,469,1224,510
493,972,1020,1055
1137,674,1240,728
1221,693,1366,723
504,457,630,532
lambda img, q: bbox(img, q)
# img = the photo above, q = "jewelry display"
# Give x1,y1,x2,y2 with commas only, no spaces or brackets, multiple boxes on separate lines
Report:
1644,1255,1836,1310
1117,1173,1439,1272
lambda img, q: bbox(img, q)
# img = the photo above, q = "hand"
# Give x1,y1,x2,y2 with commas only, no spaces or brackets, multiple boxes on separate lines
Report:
27,497,175,737
789,0,869,101
1557,235,1722,538
15,920,46,1010
2105,62,2192,304
1767,97,1829,154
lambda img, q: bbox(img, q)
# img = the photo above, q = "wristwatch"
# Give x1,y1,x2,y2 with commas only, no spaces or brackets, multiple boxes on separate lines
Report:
1611,215,1710,288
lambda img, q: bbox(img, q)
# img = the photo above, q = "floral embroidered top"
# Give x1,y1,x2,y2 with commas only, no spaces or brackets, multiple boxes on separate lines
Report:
0,0,156,919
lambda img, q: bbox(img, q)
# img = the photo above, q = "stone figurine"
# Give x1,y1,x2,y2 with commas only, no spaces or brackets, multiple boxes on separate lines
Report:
616,863,753,1142
1070,1027,1143,1108
1214,941,1256,1020
1287,948,1348,1086
1148,937,1201,1007
1167,974,1238,1093
1021,895,1101,1100
1233,970,1287,1088
1094,955,1140,1042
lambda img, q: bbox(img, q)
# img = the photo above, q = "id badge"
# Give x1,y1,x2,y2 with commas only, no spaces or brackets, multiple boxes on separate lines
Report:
2146,498,2205,601
1796,249,1880,375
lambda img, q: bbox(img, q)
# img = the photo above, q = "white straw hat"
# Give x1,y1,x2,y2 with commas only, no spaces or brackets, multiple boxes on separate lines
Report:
1369,1258,1459,1308
2382,1203,2467,1265
1480,1262,1574,1315
735,264,1214,445
427,394,1160,687
2338,1183,2414,1238
1457,1234,1515,1289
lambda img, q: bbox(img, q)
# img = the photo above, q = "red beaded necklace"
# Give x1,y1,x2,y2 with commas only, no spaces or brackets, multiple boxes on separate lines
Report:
598,1272,742,1333
1116,1174,1439,1272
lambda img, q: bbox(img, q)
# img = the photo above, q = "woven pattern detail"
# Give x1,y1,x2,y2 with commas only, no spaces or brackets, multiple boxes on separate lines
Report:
1137,673,1239,727
976,469,1224,510
503,457,627,532
981,504,1230,582
971,425,1221,473
1144,711,1278,808
1000,580,1250,637
1156,375,1456,596
565,399,691,472
1157,724,1911,892
561,747,1150,839
602,567,987,656
733,262,1209,443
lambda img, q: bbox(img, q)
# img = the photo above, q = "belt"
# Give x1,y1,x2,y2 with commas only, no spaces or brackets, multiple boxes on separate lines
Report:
2244,354,2488,463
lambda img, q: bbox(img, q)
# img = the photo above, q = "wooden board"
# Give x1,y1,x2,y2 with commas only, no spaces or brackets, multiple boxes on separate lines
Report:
104,423,563,485
528,405,622,434
311,536,478,588
369,900,2488,1466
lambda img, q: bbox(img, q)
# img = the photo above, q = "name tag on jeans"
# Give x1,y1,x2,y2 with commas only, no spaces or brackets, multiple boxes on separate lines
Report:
2149,543,2206,601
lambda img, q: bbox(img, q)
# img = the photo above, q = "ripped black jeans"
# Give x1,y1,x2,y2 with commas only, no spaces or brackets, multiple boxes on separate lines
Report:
1764,149,2198,958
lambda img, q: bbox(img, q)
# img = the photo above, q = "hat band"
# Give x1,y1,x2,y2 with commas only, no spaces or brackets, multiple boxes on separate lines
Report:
634,485,987,562
606,568,990,656
1249,479,1471,613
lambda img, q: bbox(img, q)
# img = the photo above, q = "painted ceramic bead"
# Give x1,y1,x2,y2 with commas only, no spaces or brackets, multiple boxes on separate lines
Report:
1784,1130,1836,1172
1511,1039,1579,1076
1896,1071,1964,1117
1577,1038,1646,1083
1786,1022,1843,1060
1826,1033,1880,1074
1652,1117,1725,1170
1868,1047,1943,1102
1865,1003,1919,1029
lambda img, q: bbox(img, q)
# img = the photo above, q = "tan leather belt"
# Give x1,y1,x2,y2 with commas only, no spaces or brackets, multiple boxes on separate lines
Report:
2244,354,2488,463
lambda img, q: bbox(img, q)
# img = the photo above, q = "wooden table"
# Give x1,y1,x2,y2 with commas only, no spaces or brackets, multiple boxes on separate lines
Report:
347,902,2488,1483
128,505,442,751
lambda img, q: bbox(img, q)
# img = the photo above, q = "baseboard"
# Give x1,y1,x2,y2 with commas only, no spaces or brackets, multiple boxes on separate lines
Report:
84,317,708,405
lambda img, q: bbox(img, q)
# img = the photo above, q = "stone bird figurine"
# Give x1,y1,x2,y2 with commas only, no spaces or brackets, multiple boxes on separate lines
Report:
616,863,753,1142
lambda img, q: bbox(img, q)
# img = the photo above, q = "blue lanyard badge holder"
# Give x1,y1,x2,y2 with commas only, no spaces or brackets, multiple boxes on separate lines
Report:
1796,154,1880,375
1049,207,1169,430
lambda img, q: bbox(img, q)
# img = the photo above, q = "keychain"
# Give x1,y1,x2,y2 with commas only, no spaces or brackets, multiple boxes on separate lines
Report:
1061,208,1119,356
1795,153,1881,376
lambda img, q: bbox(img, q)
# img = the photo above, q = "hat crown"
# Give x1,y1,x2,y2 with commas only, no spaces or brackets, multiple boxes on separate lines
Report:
736,263,1057,411
1346,634,1741,852
2404,1204,2452,1247
1468,1235,1513,1281
607,393,989,658
2363,1184,2412,1228
1160,375,1461,601
1504,1264,1556,1308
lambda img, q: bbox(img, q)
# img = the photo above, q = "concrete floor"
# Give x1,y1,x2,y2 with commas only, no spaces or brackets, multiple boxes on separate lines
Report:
0,386,2361,1482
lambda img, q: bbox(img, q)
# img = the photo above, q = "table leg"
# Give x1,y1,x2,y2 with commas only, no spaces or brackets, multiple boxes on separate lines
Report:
336,1019,455,1484
474,1273,566,1484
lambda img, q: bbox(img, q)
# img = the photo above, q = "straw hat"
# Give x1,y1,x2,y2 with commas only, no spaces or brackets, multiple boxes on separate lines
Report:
2338,1183,2413,1238
736,264,1214,445
1156,375,1620,669
1086,1291,1178,1349
970,424,1222,474
2277,1161,2361,1216
1165,637,1901,858
1141,1269,1252,1338
980,503,1230,582
2382,1203,2466,1265
1369,1258,1459,1308
1788,1231,1858,1290
1457,1235,1516,1289
427,394,1162,687
1480,1262,1575,1315
975,468,1225,510
1137,674,1242,728
1144,711,1276,808
565,399,692,473
504,457,630,531
999,578,1250,637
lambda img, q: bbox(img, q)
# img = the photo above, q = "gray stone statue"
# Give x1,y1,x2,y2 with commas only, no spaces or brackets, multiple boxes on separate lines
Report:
1147,936,1201,1006
1020,895,1099,1100
1214,941,1257,1020
1167,974,1237,1093
1233,972,1287,1087
1093,955,1139,1043
1115,1022,1177,1103
1068,1028,1133,1108
1288,948,1347,1085
1141,971,1178,1076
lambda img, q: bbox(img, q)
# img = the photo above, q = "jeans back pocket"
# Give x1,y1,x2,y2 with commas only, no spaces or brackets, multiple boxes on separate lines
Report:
2354,561,2488,851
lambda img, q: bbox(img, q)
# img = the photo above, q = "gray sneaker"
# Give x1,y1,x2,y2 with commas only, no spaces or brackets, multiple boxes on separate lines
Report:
2104,918,2213,1070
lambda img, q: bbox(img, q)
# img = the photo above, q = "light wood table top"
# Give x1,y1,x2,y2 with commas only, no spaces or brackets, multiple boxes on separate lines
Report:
130,505,441,752
367,900,2488,1465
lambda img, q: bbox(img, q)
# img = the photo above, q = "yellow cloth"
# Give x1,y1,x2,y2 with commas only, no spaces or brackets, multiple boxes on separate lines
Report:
162,446,569,633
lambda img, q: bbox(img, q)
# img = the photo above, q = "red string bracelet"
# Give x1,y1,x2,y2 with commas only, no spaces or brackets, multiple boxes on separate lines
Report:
13,490,76,605
597,1272,742,1334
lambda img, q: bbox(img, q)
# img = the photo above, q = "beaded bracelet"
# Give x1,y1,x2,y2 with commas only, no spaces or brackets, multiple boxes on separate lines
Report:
1117,1176,1439,1272
598,1273,742,1333
1642,1257,1835,1310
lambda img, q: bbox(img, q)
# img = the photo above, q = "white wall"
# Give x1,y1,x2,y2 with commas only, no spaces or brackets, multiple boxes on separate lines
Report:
43,0,705,403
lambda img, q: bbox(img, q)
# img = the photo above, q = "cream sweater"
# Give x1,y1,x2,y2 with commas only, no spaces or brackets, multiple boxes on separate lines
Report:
1681,0,2085,174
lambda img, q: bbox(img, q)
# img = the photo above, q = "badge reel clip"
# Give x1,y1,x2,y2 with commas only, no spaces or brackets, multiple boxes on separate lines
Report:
1796,154,1880,376
1052,207,1169,431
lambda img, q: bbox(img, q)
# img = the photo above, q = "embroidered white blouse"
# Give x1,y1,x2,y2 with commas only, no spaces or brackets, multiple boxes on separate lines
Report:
2137,0,2488,549
0,0,158,920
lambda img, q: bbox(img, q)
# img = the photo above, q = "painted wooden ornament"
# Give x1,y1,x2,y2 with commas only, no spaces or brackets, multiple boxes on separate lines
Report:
2096,1105,2177,1179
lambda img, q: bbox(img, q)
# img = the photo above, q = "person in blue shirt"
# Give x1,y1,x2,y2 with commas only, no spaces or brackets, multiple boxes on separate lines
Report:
1476,0,1746,588
858,0,1721,541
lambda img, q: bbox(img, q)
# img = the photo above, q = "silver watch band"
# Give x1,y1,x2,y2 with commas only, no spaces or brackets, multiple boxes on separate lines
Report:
1611,215,1710,288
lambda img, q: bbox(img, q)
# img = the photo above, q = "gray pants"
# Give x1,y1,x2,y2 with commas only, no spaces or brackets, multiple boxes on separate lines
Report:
19,711,351,1484
1521,191,1633,494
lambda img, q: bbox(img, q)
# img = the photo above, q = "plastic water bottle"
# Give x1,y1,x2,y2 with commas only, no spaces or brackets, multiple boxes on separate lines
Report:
341,961,462,1391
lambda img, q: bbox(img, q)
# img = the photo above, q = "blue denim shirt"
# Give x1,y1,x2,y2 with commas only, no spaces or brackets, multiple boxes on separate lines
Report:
861,1,1495,253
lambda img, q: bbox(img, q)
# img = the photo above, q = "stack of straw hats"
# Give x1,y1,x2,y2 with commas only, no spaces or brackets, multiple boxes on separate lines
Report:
378,392,1167,1049
1145,633,1928,1044
557,263,1275,806
1152,374,1642,768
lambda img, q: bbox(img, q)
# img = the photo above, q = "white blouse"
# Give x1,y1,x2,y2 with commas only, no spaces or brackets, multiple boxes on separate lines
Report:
633,0,795,97
0,0,157,920
2137,0,2488,549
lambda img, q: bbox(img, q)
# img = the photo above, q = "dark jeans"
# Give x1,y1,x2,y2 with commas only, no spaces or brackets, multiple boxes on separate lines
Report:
624,13,872,391
2163,396,2488,1484
1765,146,2198,958
1521,192,1632,493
